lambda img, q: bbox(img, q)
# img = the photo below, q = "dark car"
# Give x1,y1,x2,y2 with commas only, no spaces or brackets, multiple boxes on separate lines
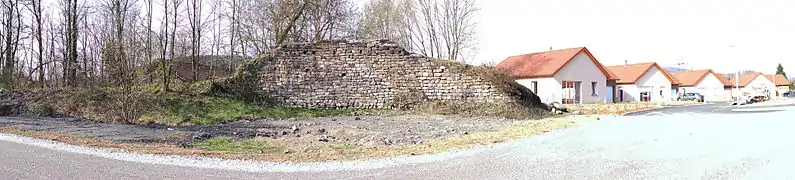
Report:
678,93,704,102
784,91,794,97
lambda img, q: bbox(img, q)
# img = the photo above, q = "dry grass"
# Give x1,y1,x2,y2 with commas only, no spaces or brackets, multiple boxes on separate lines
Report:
566,102,663,115
565,101,706,115
0,115,593,162
412,101,550,120
565,101,699,115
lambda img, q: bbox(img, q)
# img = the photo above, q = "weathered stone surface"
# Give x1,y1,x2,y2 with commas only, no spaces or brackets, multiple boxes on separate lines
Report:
245,39,543,109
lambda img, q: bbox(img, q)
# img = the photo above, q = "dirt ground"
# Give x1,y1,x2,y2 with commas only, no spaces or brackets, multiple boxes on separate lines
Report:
0,114,523,147
0,114,594,162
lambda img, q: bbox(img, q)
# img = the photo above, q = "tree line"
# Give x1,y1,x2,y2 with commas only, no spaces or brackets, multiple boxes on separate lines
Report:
0,0,479,90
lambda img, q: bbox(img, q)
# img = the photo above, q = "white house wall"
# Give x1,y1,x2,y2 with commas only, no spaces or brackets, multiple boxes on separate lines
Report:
679,73,728,101
516,77,559,103
615,67,672,102
616,85,639,102
514,51,607,104
637,67,673,102
552,51,607,104
777,86,790,96
741,75,775,97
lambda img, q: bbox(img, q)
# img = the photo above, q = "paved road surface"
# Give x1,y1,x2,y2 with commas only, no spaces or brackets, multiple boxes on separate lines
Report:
3,104,795,179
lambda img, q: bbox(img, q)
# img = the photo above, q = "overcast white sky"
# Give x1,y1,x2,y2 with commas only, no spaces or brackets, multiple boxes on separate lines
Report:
360,0,795,75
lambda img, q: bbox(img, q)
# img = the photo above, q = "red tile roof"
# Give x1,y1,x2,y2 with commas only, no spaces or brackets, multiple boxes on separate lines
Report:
605,62,677,85
765,74,790,86
670,69,714,87
495,47,618,80
726,73,764,87
663,69,682,85
714,74,732,87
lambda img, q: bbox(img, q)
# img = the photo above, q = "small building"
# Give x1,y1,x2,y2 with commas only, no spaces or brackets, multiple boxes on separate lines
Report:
670,69,730,101
606,62,679,102
765,74,790,96
725,73,776,98
714,74,735,99
495,47,618,104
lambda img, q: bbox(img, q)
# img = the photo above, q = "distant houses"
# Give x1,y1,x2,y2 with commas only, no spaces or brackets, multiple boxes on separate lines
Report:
606,62,678,102
766,74,790,96
495,47,790,104
494,47,618,104
670,69,729,102
724,73,776,98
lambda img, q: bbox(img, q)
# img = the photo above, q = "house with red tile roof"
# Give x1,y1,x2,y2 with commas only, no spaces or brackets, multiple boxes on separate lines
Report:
495,47,618,104
713,73,735,99
724,73,776,98
670,69,730,101
765,74,791,96
606,62,679,102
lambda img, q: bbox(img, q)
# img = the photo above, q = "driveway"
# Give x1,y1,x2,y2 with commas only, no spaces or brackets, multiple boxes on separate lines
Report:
625,100,795,116
3,106,795,179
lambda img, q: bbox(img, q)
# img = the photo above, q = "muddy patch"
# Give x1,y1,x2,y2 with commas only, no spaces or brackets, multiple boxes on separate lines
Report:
0,117,181,143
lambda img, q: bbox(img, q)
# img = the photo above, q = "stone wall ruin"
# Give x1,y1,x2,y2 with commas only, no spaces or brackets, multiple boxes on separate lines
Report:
248,40,543,109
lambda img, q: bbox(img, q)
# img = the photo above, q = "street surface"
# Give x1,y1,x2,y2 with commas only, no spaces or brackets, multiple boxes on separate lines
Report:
2,101,795,180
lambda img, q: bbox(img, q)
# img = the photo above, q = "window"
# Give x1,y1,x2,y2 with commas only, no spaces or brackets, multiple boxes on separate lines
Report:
531,81,538,93
640,92,651,102
591,82,598,96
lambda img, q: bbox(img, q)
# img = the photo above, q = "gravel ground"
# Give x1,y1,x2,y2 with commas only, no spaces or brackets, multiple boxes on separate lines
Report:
0,115,521,148
3,106,795,179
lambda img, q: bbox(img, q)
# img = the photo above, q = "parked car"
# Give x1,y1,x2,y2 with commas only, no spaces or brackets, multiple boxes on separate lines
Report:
784,91,794,97
678,93,704,102
752,95,768,102
732,96,751,105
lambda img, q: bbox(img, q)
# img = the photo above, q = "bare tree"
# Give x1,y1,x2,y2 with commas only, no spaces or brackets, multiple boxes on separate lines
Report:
359,0,478,62
165,0,182,90
61,0,79,86
228,0,238,72
27,0,44,87
293,0,358,42
1,0,24,87
187,0,201,82
159,0,172,91
145,0,153,80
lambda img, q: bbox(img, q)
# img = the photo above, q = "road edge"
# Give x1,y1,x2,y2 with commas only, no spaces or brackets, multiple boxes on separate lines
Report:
0,132,491,173
620,103,712,116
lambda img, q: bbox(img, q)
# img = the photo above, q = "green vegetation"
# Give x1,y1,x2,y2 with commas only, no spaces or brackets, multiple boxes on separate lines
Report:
139,94,357,125
190,137,283,153
330,144,356,150
26,83,374,126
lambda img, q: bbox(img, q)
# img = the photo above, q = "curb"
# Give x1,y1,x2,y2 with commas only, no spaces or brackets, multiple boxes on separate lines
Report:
620,107,664,116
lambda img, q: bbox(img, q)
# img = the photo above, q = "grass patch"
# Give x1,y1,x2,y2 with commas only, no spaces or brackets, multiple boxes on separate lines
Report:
190,137,283,153
330,144,356,150
25,86,375,126
139,93,362,126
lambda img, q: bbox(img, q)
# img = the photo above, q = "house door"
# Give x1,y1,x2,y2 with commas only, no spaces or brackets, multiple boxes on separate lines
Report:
561,81,581,104
619,89,624,102
606,86,614,103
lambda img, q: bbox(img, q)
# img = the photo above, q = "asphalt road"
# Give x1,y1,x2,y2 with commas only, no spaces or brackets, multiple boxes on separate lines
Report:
3,104,795,179
624,101,795,116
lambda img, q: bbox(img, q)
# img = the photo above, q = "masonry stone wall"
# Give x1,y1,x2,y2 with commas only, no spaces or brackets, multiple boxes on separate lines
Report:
255,40,542,109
